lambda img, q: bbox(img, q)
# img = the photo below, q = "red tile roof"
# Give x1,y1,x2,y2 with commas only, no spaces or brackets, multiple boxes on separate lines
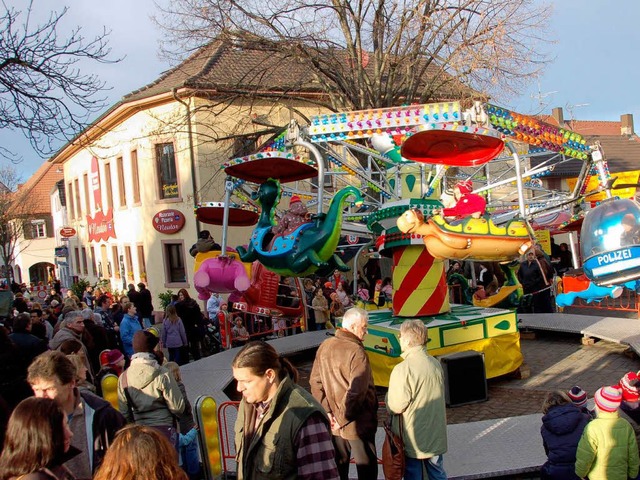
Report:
124,40,476,103
538,115,624,136
15,162,64,215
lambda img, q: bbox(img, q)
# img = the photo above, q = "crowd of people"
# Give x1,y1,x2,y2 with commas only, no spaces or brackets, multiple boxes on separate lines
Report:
0,282,209,480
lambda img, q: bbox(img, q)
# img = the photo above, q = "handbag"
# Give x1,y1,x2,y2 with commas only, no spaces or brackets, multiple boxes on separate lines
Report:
382,413,405,480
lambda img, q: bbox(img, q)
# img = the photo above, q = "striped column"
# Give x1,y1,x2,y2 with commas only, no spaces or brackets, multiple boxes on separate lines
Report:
392,244,449,317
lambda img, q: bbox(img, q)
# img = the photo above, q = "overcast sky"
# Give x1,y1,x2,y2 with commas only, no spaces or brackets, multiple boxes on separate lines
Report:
3,0,639,180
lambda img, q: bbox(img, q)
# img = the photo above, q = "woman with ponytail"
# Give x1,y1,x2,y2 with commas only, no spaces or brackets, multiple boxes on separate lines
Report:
232,341,339,480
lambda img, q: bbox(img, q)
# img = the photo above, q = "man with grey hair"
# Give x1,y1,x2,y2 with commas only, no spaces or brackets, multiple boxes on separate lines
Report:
49,310,93,374
310,307,378,480
387,319,448,480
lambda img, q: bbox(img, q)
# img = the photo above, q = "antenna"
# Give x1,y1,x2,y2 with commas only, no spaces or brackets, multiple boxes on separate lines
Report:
530,81,558,111
565,102,590,121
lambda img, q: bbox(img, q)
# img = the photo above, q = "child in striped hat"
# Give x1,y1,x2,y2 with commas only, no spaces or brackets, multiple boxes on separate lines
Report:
568,385,595,418
575,386,639,479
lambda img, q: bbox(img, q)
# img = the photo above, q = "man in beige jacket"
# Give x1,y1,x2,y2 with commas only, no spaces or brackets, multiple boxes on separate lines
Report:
387,319,448,480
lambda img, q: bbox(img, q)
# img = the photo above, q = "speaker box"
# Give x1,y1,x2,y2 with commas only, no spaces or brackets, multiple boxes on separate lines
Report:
440,350,488,407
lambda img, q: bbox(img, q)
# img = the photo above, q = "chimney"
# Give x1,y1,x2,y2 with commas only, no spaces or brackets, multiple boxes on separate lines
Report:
552,107,564,126
621,114,635,136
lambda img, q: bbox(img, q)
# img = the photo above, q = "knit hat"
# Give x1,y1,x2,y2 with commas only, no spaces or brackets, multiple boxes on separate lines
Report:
567,386,587,408
133,330,159,353
106,349,125,365
289,195,301,205
50,300,60,307
594,386,622,412
456,179,473,195
620,372,640,402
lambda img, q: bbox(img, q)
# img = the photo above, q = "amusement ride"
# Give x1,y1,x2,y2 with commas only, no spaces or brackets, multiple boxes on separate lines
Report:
190,99,640,385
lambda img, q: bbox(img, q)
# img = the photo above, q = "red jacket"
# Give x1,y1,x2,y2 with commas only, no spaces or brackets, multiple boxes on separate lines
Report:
442,193,486,219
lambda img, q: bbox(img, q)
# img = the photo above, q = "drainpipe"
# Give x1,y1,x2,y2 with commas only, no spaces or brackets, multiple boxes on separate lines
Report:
172,88,201,234
220,177,233,256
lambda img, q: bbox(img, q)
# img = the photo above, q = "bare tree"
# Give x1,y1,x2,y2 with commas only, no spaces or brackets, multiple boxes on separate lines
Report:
0,1,117,161
156,0,553,111
0,165,39,285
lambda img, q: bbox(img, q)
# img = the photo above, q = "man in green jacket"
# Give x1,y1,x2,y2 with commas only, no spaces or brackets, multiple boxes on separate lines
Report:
387,319,448,480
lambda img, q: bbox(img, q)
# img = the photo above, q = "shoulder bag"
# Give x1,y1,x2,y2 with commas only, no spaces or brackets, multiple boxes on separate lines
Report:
382,413,405,480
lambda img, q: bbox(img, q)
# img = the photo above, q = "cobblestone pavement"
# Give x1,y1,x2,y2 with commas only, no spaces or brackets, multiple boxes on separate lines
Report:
294,329,640,425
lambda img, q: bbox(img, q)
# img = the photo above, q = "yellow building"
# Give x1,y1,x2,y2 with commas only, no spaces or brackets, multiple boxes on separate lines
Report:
49,40,330,305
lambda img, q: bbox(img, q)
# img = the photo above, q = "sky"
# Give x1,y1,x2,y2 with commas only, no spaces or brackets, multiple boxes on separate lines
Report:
3,0,639,181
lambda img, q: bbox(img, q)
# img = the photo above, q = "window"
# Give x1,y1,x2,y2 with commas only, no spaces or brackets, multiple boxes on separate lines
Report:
124,245,133,279
162,241,187,284
117,156,127,207
155,143,179,199
100,245,109,278
67,182,75,219
131,150,141,204
81,247,88,275
31,220,46,238
74,248,81,276
83,173,91,214
111,245,120,279
137,244,146,277
90,246,97,276
104,162,113,210
74,178,82,218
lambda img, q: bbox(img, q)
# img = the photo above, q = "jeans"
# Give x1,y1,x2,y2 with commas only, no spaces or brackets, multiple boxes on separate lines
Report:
333,435,378,480
404,455,447,480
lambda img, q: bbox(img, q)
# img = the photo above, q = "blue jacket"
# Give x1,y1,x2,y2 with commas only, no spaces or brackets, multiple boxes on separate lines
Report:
541,403,590,479
119,314,142,357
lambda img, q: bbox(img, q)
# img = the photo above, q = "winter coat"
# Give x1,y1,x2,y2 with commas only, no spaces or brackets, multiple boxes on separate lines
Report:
175,298,203,340
135,287,154,318
9,331,48,367
517,260,546,294
78,390,127,472
575,410,640,480
386,345,448,459
540,403,590,479
235,376,329,480
117,353,185,427
310,329,377,440
176,381,195,433
161,318,188,349
312,295,329,324
119,314,142,357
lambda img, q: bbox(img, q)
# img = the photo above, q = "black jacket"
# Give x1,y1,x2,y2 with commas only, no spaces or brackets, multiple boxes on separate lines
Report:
79,390,127,471
540,403,590,479
136,288,154,318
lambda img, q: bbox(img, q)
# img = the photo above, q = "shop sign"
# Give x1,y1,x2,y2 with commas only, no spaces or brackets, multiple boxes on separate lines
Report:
54,246,68,257
152,209,186,234
59,227,77,238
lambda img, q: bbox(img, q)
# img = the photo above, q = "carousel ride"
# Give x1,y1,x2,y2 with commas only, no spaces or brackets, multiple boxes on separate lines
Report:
192,99,640,385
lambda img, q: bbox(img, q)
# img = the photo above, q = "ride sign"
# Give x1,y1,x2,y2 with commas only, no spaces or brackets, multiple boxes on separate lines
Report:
584,246,640,284
152,209,185,234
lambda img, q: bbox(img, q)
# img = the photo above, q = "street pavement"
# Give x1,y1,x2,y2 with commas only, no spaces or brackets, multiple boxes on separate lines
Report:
445,330,640,424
